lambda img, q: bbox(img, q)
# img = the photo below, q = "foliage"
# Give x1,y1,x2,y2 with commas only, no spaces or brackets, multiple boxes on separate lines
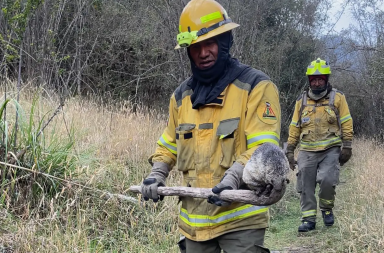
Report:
1,0,383,138
0,91,82,213
0,0,335,139
317,0,384,138
0,0,43,66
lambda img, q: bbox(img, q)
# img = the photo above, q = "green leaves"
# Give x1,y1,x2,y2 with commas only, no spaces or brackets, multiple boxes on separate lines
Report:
0,91,80,206
1,0,44,63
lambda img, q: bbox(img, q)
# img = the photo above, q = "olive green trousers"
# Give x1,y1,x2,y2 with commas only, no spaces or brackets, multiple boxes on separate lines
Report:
296,146,341,222
178,229,270,253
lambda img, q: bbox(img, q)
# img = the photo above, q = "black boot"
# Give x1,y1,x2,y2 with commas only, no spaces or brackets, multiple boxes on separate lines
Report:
298,220,316,232
322,210,334,226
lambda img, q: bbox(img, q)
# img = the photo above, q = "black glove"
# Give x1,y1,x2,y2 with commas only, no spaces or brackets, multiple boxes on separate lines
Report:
208,162,244,206
141,162,169,202
339,141,352,166
286,144,296,171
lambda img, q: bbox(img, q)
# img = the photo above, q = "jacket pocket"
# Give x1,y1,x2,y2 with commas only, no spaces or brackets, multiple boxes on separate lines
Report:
299,129,310,141
176,123,196,172
217,118,239,168
325,106,337,124
301,107,313,127
328,125,340,137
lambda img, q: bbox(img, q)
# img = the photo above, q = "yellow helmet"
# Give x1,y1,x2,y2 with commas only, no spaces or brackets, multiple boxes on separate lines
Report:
175,0,239,49
306,58,331,75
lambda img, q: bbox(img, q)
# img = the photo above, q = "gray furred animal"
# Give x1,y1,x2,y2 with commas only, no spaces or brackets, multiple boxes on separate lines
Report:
242,142,289,197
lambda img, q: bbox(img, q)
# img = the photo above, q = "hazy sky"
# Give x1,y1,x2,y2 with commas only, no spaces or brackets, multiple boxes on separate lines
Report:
329,0,354,32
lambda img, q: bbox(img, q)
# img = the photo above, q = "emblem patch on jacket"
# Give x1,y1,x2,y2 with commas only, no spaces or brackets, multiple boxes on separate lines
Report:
302,117,310,124
263,102,276,118
257,101,278,124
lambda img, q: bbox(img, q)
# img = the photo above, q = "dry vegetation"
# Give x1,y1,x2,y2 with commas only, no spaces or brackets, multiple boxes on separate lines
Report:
1,0,384,252
0,85,384,252
0,84,182,252
337,138,384,252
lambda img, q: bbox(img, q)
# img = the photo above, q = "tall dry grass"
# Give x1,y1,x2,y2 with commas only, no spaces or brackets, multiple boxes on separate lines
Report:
337,138,384,252
1,82,384,252
0,83,182,252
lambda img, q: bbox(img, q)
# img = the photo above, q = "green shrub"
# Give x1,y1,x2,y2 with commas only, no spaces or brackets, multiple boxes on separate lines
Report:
0,92,83,214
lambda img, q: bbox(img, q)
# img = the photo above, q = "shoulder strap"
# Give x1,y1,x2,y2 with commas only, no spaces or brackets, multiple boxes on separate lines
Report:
296,91,307,127
328,88,343,138
329,88,336,107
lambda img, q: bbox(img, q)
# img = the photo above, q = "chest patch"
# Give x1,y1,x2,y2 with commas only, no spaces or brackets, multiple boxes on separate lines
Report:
257,101,278,124
302,117,310,124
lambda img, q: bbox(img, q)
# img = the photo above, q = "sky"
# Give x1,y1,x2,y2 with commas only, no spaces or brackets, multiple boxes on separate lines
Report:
328,0,355,32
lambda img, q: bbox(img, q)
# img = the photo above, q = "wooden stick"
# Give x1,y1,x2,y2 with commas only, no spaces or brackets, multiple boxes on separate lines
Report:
129,185,286,206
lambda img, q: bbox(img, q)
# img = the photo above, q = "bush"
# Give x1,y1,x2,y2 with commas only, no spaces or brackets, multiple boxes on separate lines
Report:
0,89,85,215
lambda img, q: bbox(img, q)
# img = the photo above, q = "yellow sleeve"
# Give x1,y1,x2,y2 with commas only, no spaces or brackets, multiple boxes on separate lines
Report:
236,80,281,165
338,93,353,141
287,100,301,147
148,94,177,168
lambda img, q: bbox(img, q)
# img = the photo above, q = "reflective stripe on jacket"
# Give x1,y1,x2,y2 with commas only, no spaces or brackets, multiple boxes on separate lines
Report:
149,67,281,241
287,89,353,151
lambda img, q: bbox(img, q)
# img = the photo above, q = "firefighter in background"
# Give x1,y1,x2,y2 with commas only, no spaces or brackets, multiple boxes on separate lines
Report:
286,58,353,232
140,0,281,252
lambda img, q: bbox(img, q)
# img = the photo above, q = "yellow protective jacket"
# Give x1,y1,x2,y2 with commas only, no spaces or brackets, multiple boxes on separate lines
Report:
149,68,281,241
287,88,353,151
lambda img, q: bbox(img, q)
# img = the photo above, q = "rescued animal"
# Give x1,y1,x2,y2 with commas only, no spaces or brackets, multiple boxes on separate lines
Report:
242,142,290,197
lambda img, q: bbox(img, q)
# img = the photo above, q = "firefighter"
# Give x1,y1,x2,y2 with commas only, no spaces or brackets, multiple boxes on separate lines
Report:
286,58,353,232
140,0,281,252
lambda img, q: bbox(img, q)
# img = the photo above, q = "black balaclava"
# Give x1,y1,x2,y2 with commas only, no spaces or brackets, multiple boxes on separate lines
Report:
309,75,329,94
187,31,249,109
187,31,233,84
308,82,333,101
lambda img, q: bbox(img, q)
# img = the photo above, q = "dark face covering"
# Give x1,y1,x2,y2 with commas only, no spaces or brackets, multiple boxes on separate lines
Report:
187,31,249,109
309,75,328,94
308,83,333,101
311,83,328,94
188,32,233,84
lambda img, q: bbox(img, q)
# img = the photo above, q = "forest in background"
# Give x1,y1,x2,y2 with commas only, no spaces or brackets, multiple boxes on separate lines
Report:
1,1,384,252
1,0,384,139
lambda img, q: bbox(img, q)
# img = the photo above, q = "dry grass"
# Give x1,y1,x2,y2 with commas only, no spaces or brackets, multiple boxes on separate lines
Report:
266,138,384,252
1,83,182,252
1,82,384,252
337,138,384,252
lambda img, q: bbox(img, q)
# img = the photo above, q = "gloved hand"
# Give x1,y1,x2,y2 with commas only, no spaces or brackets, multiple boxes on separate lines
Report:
207,162,244,206
141,162,169,202
286,144,296,171
339,141,352,166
